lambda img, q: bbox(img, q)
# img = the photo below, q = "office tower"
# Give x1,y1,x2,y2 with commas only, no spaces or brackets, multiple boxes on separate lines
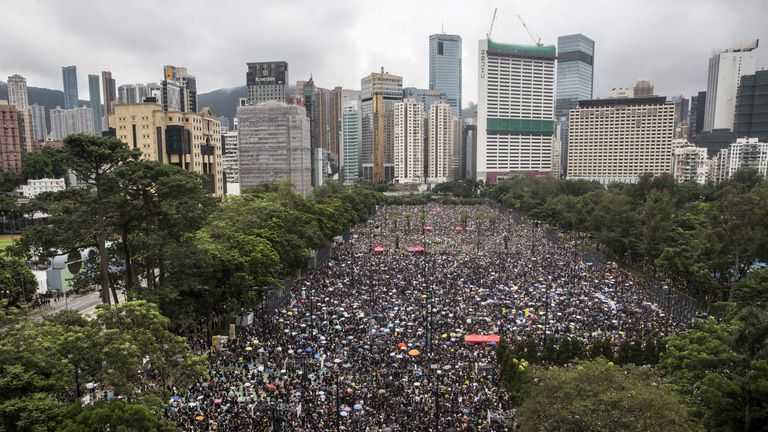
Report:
0,102,24,171
49,107,96,139
341,100,361,184
161,82,183,112
7,74,29,110
689,91,707,138
710,137,768,183
669,95,690,138
360,68,403,183
237,102,311,195
145,82,162,102
330,87,360,170
109,103,223,196
704,40,759,132
30,104,47,141
88,74,102,133
429,33,462,118
462,124,477,179
671,140,708,184
477,39,556,182
163,66,197,113
403,88,447,115
633,80,654,97
118,84,136,104
555,35,594,118
222,128,239,184
62,66,79,109
246,62,289,105
427,100,454,182
297,78,332,185
393,98,425,183
734,70,768,142
101,71,116,129
566,96,675,184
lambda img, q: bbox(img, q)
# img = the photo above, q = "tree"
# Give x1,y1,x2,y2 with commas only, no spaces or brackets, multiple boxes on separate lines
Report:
639,189,676,271
516,360,700,432
62,134,140,304
661,312,768,431
61,401,176,432
732,268,768,307
0,254,37,306
21,147,67,181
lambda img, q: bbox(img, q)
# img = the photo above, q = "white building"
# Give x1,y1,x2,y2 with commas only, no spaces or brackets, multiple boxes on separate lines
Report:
566,97,676,184
49,106,95,139
607,87,634,98
710,137,768,183
236,102,312,196
7,74,29,110
427,100,454,183
18,178,66,198
341,100,361,184
671,140,708,184
477,39,556,182
222,128,239,185
704,40,759,132
30,104,47,141
393,98,425,183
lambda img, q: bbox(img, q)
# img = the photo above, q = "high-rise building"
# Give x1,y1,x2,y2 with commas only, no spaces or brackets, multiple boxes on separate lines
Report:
163,66,197,113
101,71,116,129
555,34,594,178
49,107,96,139
246,62,289,105
88,74,102,133
0,101,25,171
403,88,447,116
704,40,759,132
222,128,239,185
330,87,360,173
161,82,183,112
710,137,768,182
429,33,462,118
462,124,478,179
427,100,454,182
110,103,223,196
566,96,676,184
360,68,403,183
236,102,311,196
62,66,79,109
7,74,29,110
689,91,707,138
734,70,768,142
341,100,361,184
393,98,425,183
477,39,556,182
671,140,708,184
30,104,47,141
633,80,654,97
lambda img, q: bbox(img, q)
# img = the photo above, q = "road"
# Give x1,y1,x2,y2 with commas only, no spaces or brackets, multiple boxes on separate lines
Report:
30,290,126,319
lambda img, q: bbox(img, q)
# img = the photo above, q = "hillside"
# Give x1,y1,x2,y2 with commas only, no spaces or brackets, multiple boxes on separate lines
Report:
0,81,92,130
198,85,246,121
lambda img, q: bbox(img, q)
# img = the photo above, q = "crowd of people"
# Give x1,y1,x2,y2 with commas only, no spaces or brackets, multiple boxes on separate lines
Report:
167,204,689,431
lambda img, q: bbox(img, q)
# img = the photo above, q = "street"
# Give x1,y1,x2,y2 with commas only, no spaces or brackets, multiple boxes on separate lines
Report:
30,290,126,319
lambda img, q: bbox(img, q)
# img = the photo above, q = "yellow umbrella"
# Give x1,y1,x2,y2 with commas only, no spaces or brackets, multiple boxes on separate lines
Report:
408,349,420,356
245,346,253,351
252,339,259,344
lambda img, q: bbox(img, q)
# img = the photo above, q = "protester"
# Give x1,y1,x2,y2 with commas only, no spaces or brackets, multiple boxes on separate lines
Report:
167,204,687,431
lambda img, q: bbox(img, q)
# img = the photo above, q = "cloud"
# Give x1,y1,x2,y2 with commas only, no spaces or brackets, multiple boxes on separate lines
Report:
1,0,766,105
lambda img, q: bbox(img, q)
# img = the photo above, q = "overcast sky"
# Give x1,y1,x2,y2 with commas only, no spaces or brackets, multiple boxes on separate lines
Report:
2,0,766,106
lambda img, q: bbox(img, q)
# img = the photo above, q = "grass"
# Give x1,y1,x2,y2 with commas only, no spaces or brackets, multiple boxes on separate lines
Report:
0,236,20,250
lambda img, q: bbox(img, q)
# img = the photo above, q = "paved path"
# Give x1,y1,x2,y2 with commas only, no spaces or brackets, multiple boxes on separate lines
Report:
30,291,126,319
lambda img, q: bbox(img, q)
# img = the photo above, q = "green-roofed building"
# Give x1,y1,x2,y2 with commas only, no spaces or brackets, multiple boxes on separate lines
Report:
477,38,556,183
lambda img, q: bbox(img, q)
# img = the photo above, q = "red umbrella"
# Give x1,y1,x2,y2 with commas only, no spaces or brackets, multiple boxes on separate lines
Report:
454,226,464,232
463,334,484,344
266,383,276,391
414,246,425,254
374,246,385,254
424,226,433,233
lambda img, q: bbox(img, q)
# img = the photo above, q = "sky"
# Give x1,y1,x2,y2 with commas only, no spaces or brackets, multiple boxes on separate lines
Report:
2,0,767,107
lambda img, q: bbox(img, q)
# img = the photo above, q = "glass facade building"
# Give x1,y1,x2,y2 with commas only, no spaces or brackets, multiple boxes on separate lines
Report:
88,74,102,133
62,66,79,109
429,34,462,118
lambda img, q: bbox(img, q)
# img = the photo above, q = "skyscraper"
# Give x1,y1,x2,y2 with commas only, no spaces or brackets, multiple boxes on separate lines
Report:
163,65,197,112
246,62,289,105
429,33,462,118
555,34,594,178
88,74,102,132
428,100,454,182
633,80,654,97
704,40,759,132
360,69,403,183
477,39,556,182
403,88,447,116
62,66,79,109
393,98,425,183
49,107,96,139
341,100,361,184
7,74,29,110
689,91,707,138
237,102,312,196
734,70,768,142
0,102,23,172
101,71,116,129
30,104,47,141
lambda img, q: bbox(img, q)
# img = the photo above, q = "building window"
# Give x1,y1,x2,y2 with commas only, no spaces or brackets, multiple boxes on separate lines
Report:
438,41,444,55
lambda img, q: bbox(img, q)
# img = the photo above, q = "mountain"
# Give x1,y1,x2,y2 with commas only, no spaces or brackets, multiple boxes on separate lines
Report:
198,86,246,121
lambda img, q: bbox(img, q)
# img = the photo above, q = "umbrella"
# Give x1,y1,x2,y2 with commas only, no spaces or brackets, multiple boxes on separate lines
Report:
408,349,421,356
424,226,433,232
397,342,407,349
170,395,180,401
245,346,253,351
454,226,464,232
313,353,322,359
340,411,349,417
374,246,385,254
266,383,276,391
304,347,313,353
354,403,363,410
214,399,222,405
195,415,205,422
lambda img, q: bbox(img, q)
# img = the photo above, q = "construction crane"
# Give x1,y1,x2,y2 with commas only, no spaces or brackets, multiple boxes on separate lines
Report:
517,14,542,46
487,8,498,39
